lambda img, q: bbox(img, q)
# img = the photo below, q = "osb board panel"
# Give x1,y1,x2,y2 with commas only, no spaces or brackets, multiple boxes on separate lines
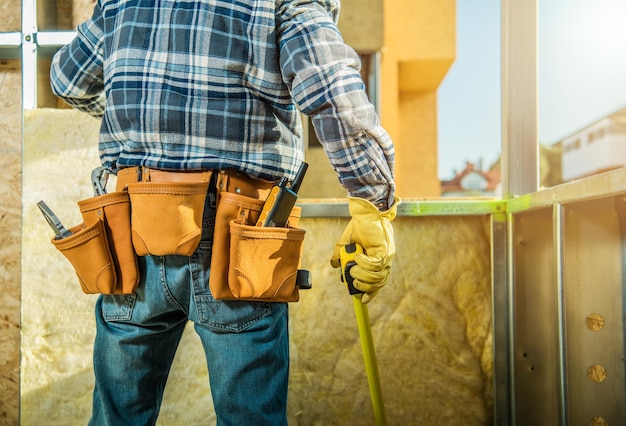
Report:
0,0,95,33
0,0,20,32
55,0,74,29
0,61,21,426
0,61,22,151
73,0,97,27
0,152,21,425
21,110,493,425
55,0,97,29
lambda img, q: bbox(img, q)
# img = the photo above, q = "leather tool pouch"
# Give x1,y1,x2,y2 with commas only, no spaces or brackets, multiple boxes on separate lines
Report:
210,191,305,302
127,181,209,256
51,192,139,294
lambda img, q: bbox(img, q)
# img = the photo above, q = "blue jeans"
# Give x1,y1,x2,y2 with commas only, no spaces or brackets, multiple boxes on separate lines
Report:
89,197,289,426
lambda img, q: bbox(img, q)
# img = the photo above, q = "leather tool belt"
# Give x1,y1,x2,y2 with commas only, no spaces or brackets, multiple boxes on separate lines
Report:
118,166,305,302
51,166,306,301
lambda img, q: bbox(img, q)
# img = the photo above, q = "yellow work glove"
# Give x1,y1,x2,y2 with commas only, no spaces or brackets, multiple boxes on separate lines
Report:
330,196,400,303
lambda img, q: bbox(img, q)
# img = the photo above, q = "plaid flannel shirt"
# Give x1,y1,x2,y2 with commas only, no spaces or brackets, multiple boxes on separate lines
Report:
50,0,395,207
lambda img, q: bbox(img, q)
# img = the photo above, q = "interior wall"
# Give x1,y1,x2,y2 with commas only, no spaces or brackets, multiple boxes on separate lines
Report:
20,109,494,425
0,0,20,32
0,6,22,426
0,59,22,425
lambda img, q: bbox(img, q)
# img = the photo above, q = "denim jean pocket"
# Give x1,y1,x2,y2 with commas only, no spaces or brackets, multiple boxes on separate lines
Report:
101,294,137,321
194,294,272,333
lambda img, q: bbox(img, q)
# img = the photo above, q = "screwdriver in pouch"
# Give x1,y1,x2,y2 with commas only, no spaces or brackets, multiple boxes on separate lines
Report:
340,243,388,426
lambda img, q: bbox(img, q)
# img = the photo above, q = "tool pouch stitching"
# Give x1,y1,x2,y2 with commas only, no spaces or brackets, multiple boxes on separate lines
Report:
127,181,209,256
78,192,139,294
209,191,305,302
51,220,117,294
51,191,139,295
227,219,305,301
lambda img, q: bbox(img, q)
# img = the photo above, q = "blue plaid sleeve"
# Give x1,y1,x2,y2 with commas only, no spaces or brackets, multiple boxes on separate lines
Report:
277,0,396,208
50,4,105,117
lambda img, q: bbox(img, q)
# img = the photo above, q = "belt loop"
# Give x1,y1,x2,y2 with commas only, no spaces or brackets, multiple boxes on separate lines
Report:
208,171,218,208
216,170,228,193
217,170,229,206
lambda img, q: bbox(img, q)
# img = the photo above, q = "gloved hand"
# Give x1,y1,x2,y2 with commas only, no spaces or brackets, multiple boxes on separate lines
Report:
330,196,400,303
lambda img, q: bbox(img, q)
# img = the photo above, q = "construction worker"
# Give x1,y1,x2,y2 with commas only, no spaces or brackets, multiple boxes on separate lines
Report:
50,1,399,424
